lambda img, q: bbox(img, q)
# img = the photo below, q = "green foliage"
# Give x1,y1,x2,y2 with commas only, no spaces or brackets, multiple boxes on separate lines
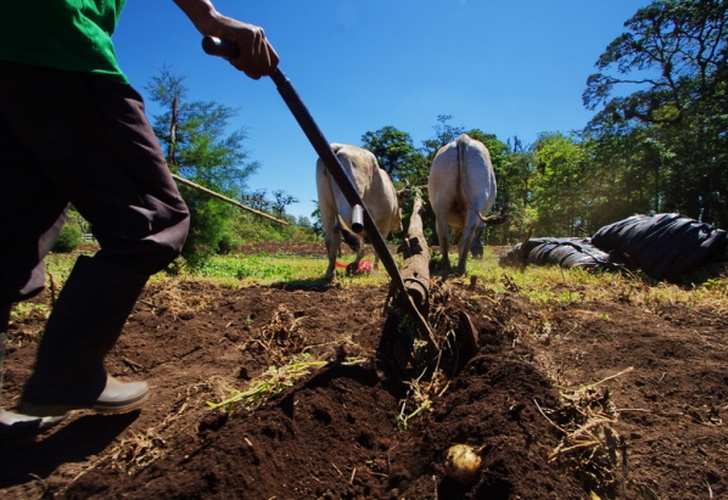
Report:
147,69,261,268
421,115,465,160
39,249,728,309
229,211,318,246
584,0,728,226
530,133,591,235
180,187,235,268
361,125,424,182
271,190,299,217
310,202,324,237
357,1,728,248
199,255,297,281
10,302,50,323
52,221,82,253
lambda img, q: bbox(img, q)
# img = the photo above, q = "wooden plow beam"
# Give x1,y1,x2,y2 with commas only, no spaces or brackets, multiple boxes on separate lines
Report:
398,192,431,315
201,36,437,350
171,173,289,226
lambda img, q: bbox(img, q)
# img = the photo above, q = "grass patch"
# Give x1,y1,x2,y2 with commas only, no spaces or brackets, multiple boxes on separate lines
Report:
465,247,728,310
207,353,328,412
197,254,389,287
10,302,50,322
41,247,728,312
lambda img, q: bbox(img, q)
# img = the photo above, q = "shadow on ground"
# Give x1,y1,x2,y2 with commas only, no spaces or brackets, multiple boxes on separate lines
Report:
270,277,335,292
0,412,139,488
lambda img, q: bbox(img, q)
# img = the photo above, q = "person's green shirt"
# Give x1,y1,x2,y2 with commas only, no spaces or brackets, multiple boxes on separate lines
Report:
0,1,128,83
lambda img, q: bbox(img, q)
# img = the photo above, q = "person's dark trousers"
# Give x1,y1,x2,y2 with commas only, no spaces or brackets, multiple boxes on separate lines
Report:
0,61,190,406
0,304,10,402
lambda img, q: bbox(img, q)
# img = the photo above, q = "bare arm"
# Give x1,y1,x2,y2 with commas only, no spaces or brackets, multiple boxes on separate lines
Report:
173,0,278,79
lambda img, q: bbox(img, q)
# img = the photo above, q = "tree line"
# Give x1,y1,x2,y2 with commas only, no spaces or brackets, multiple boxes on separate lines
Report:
145,69,309,266
56,1,722,262
359,0,727,245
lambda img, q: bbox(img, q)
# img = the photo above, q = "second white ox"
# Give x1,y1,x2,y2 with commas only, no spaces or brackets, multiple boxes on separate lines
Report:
428,133,497,274
316,144,401,281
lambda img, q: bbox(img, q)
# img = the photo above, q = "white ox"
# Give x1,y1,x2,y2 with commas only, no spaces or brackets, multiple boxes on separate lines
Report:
428,133,497,274
316,144,402,281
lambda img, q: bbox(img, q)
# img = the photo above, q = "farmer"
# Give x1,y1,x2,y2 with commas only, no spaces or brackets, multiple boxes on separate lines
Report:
0,1,278,433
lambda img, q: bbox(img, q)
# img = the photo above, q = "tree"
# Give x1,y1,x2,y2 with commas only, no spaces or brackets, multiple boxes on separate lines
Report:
241,189,271,212
296,216,312,229
584,0,728,128
421,115,465,160
531,133,591,235
147,69,259,266
271,189,298,217
583,0,728,225
310,202,324,237
360,126,423,182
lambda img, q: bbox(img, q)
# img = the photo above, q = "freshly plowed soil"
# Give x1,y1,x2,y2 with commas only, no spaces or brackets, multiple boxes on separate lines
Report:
1,277,726,499
539,300,728,498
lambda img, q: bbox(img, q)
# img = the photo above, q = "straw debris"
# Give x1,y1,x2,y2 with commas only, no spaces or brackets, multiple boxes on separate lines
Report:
534,367,633,497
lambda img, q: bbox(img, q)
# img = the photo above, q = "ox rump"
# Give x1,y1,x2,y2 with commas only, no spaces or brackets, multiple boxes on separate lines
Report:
316,144,401,282
428,134,497,275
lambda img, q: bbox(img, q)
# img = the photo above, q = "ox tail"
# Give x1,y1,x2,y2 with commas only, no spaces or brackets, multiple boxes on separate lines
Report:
457,136,468,213
457,136,507,226
336,214,362,252
477,210,508,225
455,135,490,224
326,144,362,253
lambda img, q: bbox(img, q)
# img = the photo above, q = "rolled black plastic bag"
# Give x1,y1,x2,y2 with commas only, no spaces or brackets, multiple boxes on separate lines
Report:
592,213,728,280
500,237,610,270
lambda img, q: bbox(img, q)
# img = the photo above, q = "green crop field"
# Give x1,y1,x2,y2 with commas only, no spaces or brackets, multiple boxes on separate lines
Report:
41,249,728,312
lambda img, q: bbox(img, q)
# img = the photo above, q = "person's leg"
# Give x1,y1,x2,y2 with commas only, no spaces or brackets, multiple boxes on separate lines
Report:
0,105,69,308
1,62,189,414
0,91,70,401
0,96,71,430
1,304,10,402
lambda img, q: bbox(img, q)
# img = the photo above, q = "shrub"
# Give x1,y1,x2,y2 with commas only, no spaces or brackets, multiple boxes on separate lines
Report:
181,191,235,269
52,222,82,253
217,233,234,255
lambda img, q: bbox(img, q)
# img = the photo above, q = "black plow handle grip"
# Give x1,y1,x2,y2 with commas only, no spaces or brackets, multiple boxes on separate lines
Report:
202,36,239,59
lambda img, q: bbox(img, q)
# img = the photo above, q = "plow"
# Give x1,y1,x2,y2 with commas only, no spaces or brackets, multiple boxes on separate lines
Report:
202,36,477,380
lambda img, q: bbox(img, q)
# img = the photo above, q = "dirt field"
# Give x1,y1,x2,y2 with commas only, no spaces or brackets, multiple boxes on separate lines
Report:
1,252,726,499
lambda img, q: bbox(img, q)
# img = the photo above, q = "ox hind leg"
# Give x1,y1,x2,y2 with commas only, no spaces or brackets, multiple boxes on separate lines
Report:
339,222,364,276
435,215,452,276
323,219,341,282
350,244,365,275
324,232,340,282
456,210,481,275
370,227,391,272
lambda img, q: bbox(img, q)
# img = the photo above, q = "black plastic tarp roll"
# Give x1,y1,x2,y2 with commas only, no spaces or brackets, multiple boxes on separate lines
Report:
500,237,611,270
591,213,728,280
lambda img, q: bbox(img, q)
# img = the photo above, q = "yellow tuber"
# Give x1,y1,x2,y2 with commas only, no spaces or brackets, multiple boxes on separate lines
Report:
444,444,482,484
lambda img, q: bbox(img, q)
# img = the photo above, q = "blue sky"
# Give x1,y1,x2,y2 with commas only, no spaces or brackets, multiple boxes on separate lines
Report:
114,0,650,219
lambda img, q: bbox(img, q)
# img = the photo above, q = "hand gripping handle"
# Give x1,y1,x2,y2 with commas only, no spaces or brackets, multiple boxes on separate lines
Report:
202,36,239,59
